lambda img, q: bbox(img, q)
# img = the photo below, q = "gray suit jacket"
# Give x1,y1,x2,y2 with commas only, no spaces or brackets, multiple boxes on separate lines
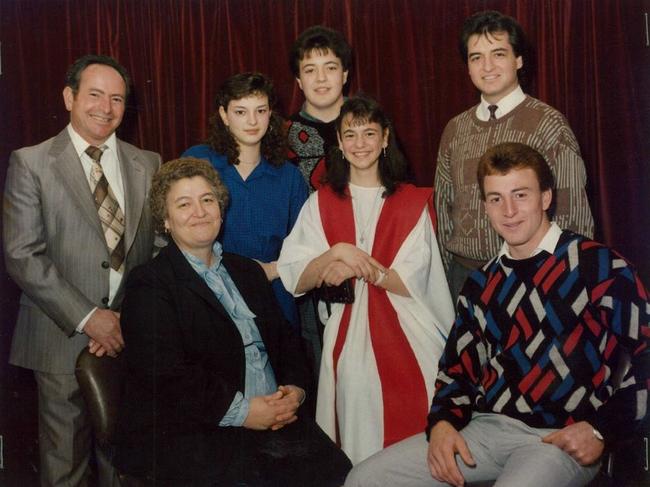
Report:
3,128,161,374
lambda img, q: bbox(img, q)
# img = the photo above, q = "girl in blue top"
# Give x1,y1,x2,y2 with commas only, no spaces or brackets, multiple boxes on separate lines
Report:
184,73,308,329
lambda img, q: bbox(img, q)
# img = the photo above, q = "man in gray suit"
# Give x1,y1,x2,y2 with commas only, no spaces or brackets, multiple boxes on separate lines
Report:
3,54,161,486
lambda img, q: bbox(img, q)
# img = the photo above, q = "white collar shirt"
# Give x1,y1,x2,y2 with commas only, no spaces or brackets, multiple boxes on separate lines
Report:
67,124,125,324
67,124,125,210
476,85,526,121
497,222,563,261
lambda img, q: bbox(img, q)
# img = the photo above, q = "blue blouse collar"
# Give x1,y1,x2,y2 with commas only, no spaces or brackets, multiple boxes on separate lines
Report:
182,240,223,273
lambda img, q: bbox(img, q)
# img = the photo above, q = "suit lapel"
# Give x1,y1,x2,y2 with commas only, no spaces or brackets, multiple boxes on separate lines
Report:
164,241,234,323
50,129,105,241
117,140,146,255
186,276,233,322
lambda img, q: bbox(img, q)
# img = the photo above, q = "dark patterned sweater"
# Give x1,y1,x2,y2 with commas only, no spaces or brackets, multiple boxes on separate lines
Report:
287,111,338,192
427,231,650,444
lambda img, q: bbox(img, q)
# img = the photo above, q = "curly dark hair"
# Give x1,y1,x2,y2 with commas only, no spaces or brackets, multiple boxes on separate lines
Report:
150,157,229,235
325,94,408,198
206,72,287,167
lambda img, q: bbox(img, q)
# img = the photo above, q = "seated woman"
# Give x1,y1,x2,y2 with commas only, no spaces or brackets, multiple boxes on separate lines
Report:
277,95,456,465
114,158,351,486
183,72,308,330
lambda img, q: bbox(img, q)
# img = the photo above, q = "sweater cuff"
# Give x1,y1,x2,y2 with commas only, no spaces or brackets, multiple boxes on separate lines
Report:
426,409,471,440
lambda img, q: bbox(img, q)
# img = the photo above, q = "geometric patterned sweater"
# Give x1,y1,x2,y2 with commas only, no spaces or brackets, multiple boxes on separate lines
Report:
287,111,338,192
427,231,650,445
434,96,594,270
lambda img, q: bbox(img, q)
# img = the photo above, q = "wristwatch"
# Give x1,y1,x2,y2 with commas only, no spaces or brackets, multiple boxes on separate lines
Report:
592,427,604,442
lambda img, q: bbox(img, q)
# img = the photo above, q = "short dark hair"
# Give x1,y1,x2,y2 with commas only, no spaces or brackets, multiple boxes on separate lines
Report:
206,72,287,167
459,10,528,81
326,94,408,198
477,142,554,201
65,54,131,97
150,157,229,235
289,25,352,77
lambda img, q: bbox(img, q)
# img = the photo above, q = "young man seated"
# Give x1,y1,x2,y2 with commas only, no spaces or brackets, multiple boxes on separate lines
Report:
345,142,650,487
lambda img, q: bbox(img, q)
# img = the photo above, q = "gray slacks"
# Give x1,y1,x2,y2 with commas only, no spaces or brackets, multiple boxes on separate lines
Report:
35,371,118,487
345,413,600,487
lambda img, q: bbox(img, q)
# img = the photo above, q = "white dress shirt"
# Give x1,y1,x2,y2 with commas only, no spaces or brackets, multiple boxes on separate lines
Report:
67,124,126,331
476,85,526,121
497,222,563,261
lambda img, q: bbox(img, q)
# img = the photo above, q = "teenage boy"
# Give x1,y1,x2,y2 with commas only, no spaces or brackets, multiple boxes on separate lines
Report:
345,142,649,487
286,26,353,386
287,25,352,191
434,10,594,301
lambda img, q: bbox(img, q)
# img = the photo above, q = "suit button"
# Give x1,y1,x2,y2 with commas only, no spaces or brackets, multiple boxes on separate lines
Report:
102,297,109,305
101,261,110,269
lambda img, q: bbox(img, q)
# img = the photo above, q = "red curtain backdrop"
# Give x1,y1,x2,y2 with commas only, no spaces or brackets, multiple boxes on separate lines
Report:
0,0,648,478
1,1,648,274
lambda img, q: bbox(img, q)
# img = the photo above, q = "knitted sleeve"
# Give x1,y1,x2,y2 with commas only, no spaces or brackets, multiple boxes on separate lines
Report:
588,248,650,444
426,278,488,435
434,120,456,272
539,113,594,239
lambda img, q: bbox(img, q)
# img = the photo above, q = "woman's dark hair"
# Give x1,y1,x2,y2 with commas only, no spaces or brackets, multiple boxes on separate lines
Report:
206,72,287,167
325,94,408,198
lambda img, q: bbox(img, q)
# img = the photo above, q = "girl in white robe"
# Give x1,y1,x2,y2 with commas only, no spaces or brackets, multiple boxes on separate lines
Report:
278,95,455,464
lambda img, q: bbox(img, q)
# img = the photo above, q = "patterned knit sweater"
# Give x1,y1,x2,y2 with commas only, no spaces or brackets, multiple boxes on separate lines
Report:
434,96,594,269
287,111,338,192
427,231,650,444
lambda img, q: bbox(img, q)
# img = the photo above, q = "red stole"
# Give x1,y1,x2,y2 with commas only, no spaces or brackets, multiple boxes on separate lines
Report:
318,183,434,447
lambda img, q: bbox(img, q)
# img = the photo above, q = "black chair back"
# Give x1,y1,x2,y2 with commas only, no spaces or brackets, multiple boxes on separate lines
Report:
75,349,152,486
75,349,126,449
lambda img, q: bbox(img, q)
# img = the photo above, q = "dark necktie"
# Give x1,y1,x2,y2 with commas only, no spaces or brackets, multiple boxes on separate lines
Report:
85,146,125,272
488,104,498,120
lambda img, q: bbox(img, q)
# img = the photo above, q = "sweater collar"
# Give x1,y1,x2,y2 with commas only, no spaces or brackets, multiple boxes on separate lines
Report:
497,222,562,262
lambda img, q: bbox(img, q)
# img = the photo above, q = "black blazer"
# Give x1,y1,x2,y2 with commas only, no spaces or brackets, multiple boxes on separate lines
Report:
114,240,309,482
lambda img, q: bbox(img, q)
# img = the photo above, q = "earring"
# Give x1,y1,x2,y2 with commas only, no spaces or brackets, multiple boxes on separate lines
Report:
383,147,387,158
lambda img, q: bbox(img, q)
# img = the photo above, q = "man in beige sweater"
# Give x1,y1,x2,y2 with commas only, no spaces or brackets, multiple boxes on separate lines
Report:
434,10,594,301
